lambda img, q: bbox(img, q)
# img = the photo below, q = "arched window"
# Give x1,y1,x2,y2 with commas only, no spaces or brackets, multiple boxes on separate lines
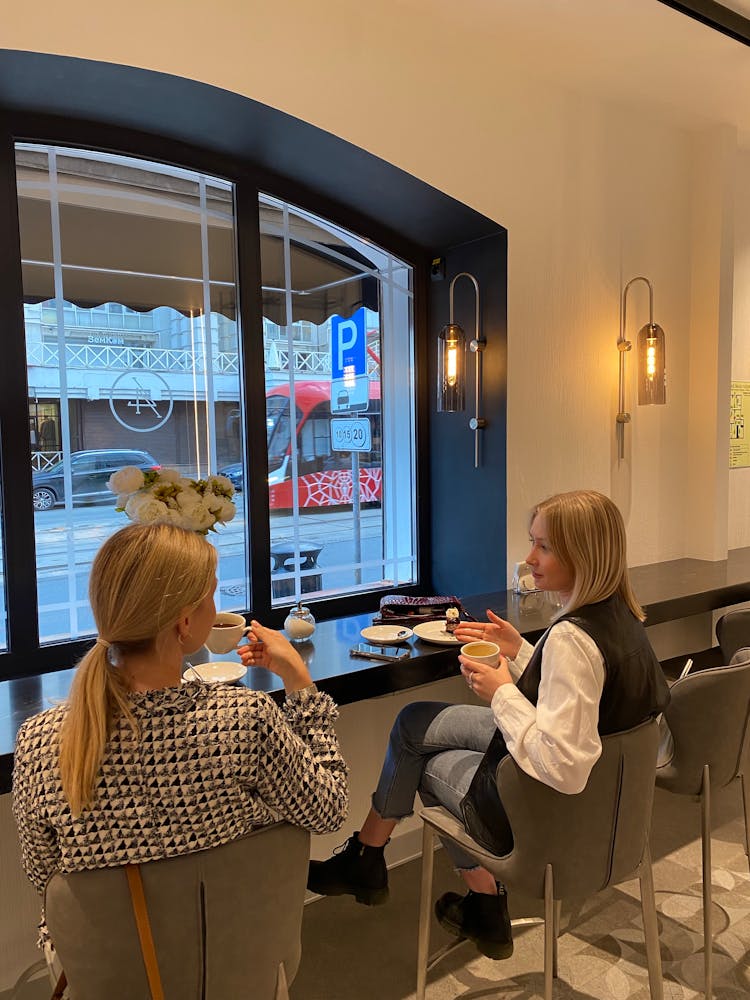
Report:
14,143,416,646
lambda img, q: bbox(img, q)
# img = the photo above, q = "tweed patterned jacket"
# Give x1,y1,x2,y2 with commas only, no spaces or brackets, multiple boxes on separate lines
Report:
12,681,349,895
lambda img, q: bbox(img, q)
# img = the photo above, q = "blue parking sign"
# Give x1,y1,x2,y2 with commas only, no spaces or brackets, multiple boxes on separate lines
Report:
331,308,369,412
331,309,367,379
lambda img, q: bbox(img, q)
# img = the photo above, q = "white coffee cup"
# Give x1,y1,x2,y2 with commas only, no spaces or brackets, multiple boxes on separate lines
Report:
205,612,249,654
460,640,501,667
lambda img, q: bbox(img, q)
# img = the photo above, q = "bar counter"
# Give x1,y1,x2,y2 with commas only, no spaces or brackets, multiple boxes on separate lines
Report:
3,546,750,794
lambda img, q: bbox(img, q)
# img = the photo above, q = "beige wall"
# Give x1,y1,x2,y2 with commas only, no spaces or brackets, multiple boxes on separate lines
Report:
2,0,741,576
730,148,750,546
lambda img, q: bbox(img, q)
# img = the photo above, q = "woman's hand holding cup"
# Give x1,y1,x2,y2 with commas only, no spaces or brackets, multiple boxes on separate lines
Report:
459,652,512,702
238,620,313,694
453,609,523,660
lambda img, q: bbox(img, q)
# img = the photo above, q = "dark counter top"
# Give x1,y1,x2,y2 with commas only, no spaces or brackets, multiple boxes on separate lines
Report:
3,546,750,793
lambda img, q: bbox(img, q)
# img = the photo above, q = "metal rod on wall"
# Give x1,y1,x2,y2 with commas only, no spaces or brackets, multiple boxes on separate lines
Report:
447,271,486,468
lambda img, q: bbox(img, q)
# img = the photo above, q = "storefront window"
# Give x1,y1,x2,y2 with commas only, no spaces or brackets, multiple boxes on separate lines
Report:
259,195,417,604
11,144,418,648
16,144,246,643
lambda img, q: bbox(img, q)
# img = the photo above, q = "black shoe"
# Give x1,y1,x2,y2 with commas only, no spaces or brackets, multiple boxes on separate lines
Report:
307,832,389,906
435,886,513,960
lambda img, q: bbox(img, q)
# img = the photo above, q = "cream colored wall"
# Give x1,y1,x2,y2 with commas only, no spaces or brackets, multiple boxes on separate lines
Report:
729,149,750,547
2,0,740,576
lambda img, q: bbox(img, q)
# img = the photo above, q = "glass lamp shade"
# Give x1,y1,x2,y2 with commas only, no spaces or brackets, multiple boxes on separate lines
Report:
637,323,666,405
437,323,466,412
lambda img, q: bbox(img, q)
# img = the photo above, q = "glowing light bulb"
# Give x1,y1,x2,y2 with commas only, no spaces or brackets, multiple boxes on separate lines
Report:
646,340,656,379
446,342,458,385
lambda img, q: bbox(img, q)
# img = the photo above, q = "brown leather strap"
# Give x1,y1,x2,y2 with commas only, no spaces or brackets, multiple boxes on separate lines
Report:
50,970,67,1000
125,864,165,1000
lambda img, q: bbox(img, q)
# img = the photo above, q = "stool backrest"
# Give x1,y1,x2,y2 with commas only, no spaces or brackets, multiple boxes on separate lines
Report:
44,823,310,1000
657,659,750,796
494,719,659,900
716,609,750,663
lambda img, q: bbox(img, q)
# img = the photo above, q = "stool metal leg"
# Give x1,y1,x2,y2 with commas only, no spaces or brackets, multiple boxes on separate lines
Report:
552,899,561,979
417,823,435,1000
639,840,664,1000
544,864,554,1000
740,772,750,874
701,765,713,999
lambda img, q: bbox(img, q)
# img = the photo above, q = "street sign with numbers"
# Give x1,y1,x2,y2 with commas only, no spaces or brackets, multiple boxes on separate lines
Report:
330,417,372,452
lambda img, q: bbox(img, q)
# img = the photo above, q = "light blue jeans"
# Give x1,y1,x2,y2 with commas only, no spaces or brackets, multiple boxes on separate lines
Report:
371,701,502,870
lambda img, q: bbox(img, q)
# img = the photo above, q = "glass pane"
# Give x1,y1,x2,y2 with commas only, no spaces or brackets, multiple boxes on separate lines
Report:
16,144,247,644
260,194,416,605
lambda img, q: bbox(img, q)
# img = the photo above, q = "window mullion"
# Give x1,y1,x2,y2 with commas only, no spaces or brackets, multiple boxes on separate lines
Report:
0,122,40,664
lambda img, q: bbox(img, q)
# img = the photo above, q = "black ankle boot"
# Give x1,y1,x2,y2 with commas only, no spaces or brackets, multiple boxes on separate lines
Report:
434,885,513,960
307,832,389,906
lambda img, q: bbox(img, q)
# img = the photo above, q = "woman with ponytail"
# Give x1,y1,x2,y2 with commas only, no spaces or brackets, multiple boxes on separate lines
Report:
13,522,348,927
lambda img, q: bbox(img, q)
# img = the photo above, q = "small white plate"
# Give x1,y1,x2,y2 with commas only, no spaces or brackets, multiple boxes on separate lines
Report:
360,625,414,644
413,620,461,645
183,662,248,685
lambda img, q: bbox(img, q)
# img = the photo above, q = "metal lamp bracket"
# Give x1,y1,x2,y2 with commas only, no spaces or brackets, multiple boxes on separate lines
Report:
617,276,653,460
449,272,485,467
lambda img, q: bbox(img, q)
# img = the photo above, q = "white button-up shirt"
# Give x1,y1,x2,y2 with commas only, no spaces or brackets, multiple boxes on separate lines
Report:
490,622,605,794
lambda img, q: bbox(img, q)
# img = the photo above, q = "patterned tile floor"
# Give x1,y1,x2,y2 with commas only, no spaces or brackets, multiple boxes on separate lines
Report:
294,786,750,999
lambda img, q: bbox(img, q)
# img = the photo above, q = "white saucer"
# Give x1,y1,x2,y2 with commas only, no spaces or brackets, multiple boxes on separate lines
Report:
360,625,414,644
182,662,247,685
413,620,461,645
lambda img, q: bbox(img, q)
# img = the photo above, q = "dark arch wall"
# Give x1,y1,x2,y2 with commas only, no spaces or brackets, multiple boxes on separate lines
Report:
0,50,506,640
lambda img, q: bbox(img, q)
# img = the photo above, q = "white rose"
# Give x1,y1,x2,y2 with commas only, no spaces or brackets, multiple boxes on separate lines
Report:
158,468,182,484
216,498,236,523
204,491,224,514
162,507,189,528
125,494,169,524
108,467,145,494
176,487,204,512
207,475,234,495
183,502,215,532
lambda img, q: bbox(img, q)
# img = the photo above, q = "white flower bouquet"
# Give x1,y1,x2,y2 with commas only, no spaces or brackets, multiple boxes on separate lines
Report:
108,466,236,534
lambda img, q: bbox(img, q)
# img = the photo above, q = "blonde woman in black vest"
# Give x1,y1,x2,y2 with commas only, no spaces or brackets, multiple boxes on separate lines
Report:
308,490,669,959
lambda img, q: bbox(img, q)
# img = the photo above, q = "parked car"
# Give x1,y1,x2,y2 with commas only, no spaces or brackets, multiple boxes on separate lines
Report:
217,463,243,492
32,449,160,511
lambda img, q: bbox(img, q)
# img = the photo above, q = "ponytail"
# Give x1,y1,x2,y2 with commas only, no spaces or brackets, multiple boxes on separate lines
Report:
58,522,217,816
59,645,137,817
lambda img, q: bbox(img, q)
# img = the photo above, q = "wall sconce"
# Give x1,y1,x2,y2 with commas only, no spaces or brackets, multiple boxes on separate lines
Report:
437,322,465,413
616,276,667,460
437,272,486,468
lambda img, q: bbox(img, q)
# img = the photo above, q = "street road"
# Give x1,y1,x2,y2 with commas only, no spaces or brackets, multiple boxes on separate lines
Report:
13,503,387,645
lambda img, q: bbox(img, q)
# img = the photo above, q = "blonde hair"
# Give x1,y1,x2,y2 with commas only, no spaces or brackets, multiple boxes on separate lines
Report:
531,490,644,621
59,522,218,816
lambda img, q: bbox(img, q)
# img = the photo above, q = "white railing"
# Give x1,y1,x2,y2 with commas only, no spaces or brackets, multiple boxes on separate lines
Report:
264,345,331,374
31,451,63,472
27,341,335,375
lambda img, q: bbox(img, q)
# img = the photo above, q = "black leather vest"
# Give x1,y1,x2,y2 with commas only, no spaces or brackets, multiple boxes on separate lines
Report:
460,594,670,854
517,594,670,732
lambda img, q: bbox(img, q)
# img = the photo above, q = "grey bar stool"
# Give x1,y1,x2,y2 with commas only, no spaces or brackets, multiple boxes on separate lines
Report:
655,656,750,998
417,719,663,1000
45,822,310,999
716,609,750,663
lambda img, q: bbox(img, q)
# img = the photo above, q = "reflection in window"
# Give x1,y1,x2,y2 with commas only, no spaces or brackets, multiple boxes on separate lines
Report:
260,195,416,604
16,144,247,643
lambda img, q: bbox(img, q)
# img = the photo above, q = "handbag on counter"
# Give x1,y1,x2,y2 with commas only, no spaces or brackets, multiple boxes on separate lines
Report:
372,594,476,627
